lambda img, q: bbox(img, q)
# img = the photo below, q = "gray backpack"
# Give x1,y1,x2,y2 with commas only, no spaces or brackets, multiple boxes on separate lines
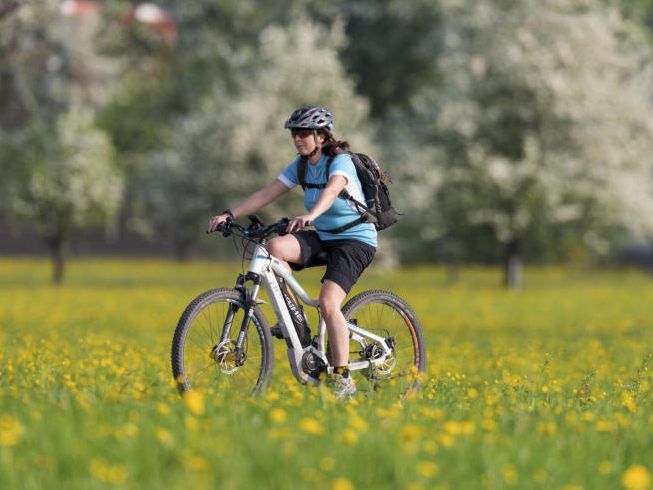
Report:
297,150,399,233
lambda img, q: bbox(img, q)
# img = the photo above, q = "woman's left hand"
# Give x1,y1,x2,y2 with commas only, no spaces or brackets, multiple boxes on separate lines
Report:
287,214,315,233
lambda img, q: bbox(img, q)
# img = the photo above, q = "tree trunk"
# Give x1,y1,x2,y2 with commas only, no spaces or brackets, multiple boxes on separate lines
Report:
46,234,65,284
503,239,522,289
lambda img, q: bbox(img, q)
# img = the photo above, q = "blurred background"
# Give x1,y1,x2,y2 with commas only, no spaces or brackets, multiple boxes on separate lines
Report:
2,0,653,287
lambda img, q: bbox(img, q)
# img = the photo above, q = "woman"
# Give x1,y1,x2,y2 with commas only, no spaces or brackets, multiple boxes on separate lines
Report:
208,105,377,398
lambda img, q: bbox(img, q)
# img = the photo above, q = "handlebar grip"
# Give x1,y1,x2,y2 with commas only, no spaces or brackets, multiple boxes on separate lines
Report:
206,217,232,235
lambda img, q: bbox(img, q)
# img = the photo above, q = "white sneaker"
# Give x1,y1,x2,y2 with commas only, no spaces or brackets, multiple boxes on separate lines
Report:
333,374,356,400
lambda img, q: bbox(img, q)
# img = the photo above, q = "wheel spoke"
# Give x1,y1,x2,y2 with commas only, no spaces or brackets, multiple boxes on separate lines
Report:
173,290,270,396
343,291,425,395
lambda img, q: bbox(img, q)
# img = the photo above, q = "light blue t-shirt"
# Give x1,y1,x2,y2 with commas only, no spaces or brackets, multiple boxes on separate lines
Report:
277,154,377,248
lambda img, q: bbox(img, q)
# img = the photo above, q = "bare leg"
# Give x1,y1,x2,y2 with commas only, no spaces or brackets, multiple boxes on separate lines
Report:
319,280,349,367
266,235,303,271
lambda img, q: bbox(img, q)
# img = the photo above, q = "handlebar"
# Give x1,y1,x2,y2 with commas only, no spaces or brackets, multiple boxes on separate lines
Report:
207,215,290,241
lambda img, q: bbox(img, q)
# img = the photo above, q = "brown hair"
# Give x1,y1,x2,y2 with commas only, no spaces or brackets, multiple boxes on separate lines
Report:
319,129,349,158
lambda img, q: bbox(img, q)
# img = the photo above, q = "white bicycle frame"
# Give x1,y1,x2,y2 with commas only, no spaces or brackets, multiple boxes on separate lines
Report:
246,242,394,386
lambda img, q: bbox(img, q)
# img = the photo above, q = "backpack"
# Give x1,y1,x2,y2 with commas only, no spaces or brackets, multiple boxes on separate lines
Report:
297,149,399,233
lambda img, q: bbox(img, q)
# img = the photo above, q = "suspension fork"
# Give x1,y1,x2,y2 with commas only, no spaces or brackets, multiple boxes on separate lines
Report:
233,272,262,365
218,274,246,344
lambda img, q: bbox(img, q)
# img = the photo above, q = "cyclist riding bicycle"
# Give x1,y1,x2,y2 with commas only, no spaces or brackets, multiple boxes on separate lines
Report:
208,105,377,398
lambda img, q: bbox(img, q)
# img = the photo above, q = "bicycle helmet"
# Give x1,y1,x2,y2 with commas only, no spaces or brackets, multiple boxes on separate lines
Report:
284,105,334,131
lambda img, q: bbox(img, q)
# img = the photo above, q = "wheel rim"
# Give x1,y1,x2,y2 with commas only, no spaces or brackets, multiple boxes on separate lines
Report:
180,298,265,396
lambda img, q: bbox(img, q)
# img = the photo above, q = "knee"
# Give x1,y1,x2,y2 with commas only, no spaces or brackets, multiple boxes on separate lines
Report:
319,292,341,319
266,238,284,260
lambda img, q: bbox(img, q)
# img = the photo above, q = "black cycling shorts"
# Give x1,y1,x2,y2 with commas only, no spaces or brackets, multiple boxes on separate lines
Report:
290,230,376,294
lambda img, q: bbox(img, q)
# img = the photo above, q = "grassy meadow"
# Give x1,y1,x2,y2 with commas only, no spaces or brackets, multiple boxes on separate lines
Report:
1,258,653,489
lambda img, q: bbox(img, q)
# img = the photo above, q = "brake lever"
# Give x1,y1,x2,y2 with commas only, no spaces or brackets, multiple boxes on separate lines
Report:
277,217,290,236
248,214,265,226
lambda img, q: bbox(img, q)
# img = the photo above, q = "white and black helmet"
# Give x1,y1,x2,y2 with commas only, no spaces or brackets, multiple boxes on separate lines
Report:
284,105,334,131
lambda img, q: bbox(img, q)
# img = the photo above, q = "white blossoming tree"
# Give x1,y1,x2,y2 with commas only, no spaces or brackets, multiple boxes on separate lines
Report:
1,1,123,283
4,108,122,283
422,0,653,287
141,16,374,258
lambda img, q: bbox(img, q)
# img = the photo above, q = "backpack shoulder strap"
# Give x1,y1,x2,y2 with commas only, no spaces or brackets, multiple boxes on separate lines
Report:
298,154,337,190
297,156,308,190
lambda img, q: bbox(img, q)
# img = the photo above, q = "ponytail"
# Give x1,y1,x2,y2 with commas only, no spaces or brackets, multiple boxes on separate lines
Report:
319,129,349,158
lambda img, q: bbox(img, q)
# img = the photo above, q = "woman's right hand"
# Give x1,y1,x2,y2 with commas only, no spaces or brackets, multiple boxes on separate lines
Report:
207,213,231,233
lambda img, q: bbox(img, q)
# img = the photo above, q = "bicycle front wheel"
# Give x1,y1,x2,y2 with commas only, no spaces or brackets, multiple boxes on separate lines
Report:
341,289,426,394
171,288,273,396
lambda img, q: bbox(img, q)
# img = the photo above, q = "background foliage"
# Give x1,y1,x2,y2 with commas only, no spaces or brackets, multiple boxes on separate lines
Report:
2,0,653,284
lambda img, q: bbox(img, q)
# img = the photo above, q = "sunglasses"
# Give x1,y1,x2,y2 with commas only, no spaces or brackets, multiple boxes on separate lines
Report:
290,128,314,138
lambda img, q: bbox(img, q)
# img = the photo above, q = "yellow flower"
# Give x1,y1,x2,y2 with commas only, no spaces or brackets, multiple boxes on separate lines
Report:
418,461,438,478
461,421,475,435
299,418,324,435
0,414,24,447
502,464,518,486
443,420,464,435
582,412,596,422
437,432,455,447
265,391,280,402
596,420,614,433
269,408,287,423
536,422,557,435
332,477,354,490
341,428,358,446
89,458,128,485
183,390,205,415
622,393,638,413
267,428,291,440
185,456,208,472
349,415,368,431
622,465,651,490
156,403,170,416
155,427,173,445
400,424,421,444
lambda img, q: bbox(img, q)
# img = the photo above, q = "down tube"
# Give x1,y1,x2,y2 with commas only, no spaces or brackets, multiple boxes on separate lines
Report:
270,260,320,307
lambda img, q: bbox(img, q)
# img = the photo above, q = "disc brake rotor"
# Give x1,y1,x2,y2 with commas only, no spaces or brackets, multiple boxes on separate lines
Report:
368,343,397,376
210,339,244,374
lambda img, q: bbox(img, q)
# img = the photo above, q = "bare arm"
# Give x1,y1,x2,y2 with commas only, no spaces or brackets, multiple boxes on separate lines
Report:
208,179,291,232
287,175,348,233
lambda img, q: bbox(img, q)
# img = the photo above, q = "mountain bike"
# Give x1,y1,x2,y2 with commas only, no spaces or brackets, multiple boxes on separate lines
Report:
171,215,426,396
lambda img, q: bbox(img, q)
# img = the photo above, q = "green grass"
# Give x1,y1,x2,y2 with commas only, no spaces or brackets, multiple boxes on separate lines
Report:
1,258,652,489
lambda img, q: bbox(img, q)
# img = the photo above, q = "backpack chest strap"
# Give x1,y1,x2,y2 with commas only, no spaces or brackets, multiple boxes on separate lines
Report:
298,155,336,190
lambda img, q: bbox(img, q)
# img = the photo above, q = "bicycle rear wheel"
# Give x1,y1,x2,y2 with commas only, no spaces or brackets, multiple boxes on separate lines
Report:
171,288,273,396
341,289,426,395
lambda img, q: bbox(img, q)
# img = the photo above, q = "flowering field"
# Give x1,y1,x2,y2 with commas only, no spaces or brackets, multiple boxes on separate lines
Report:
1,258,652,490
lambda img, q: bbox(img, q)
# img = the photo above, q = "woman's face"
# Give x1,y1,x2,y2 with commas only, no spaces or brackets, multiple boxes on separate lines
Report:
291,129,325,156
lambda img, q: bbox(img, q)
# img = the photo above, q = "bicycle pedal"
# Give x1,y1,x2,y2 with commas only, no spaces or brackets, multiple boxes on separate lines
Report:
270,325,284,339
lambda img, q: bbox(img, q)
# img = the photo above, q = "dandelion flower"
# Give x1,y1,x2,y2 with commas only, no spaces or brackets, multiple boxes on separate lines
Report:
183,390,205,415
332,477,354,490
622,465,651,490
299,418,324,435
